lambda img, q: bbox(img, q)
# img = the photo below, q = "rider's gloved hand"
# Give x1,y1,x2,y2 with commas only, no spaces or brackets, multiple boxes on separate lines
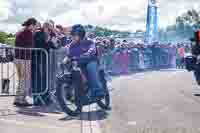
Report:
62,56,70,64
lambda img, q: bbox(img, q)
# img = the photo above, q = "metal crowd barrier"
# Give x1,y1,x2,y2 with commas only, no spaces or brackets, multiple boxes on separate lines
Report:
0,46,176,105
101,47,175,75
49,48,67,89
0,47,49,105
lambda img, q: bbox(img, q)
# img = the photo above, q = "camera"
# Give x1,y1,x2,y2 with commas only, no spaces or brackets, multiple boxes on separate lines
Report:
51,36,61,48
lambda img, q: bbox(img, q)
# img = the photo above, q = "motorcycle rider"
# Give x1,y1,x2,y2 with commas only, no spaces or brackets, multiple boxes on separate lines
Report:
191,30,200,95
66,24,106,99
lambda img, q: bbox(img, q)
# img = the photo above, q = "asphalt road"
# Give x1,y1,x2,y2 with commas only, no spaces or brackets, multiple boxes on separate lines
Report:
1,69,200,133
100,70,200,133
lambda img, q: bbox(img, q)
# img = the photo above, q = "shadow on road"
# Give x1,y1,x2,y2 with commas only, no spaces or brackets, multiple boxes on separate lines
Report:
16,104,62,117
0,109,17,116
59,110,109,121
15,105,109,122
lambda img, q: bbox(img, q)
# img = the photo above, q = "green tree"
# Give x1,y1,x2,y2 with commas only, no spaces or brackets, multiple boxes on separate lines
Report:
7,33,14,38
159,9,200,42
0,32,7,44
5,37,15,46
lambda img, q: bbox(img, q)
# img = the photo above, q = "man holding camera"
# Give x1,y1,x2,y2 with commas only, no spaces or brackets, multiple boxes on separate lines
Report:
32,21,60,106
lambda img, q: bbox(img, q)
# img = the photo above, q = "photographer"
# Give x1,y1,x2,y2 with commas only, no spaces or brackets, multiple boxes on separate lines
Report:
32,22,60,106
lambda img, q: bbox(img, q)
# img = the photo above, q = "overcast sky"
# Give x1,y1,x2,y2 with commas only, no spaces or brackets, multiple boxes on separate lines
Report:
0,0,199,33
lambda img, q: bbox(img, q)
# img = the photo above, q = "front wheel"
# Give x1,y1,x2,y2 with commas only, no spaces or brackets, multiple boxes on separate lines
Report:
97,70,111,110
97,90,110,110
56,77,82,116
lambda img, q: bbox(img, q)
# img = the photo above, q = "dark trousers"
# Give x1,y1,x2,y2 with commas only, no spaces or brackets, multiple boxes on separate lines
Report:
193,63,200,85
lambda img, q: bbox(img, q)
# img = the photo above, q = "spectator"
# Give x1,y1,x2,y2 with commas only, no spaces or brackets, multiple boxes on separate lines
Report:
32,22,57,106
35,22,42,31
14,18,37,107
120,49,129,74
171,45,177,68
178,44,185,69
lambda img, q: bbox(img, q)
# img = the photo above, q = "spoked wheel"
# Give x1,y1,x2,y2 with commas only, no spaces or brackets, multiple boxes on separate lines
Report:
97,90,110,110
56,80,82,116
97,70,111,110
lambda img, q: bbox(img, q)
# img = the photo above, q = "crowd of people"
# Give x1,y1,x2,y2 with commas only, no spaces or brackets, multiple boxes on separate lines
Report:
12,17,191,107
14,18,67,107
95,39,190,74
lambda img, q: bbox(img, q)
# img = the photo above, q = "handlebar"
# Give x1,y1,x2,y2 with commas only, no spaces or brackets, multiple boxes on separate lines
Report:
62,56,78,64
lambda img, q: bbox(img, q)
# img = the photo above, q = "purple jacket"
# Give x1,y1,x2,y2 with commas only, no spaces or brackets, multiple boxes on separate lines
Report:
68,39,97,62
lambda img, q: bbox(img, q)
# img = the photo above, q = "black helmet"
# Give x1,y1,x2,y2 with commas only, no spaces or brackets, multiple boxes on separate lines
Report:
71,24,86,39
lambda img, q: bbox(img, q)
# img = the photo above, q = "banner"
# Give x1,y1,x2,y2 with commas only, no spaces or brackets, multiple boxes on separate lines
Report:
145,0,158,43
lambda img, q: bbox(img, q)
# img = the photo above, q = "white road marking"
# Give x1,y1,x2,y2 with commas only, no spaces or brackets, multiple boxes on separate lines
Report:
160,106,169,113
82,104,102,133
166,70,186,79
127,121,137,126
111,69,185,84
112,72,147,82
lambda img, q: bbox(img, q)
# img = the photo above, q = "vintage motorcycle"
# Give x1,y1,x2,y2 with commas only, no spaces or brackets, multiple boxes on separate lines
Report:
185,54,200,85
55,56,111,116
185,54,197,72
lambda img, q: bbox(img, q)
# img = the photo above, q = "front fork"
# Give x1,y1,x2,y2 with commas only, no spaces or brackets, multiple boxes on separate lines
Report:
99,70,108,92
71,69,85,105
